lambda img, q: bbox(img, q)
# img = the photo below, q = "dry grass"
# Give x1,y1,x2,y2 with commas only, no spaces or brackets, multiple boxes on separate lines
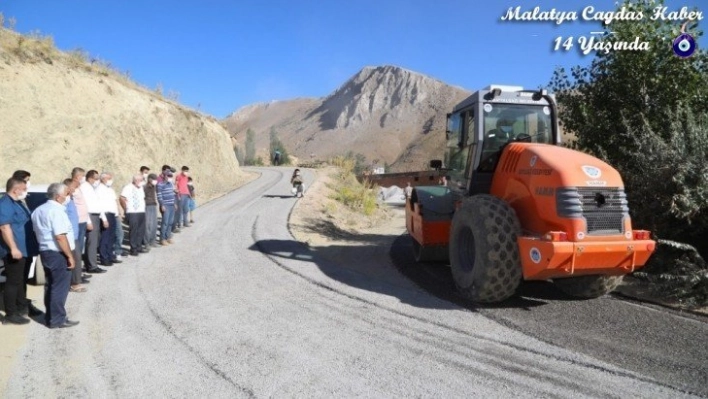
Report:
0,27,56,64
329,156,379,216
0,15,204,125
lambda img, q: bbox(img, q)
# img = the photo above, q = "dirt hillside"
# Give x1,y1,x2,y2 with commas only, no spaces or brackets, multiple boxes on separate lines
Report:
223,66,471,171
0,28,249,200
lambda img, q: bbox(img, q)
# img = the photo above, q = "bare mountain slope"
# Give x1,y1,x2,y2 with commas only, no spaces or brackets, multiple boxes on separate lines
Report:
0,28,247,201
223,65,470,171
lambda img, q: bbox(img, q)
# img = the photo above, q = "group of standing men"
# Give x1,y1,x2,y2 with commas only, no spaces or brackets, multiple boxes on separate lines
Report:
0,165,196,329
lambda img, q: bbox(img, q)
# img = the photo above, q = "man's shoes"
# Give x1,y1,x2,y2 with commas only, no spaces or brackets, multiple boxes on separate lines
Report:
100,261,113,267
138,248,148,254
82,274,92,279
166,239,174,244
150,242,160,248
81,278,91,284
17,302,44,317
111,259,123,264
3,314,31,325
48,319,79,329
129,251,139,256
28,303,44,316
160,241,169,246
121,251,130,257
86,267,106,274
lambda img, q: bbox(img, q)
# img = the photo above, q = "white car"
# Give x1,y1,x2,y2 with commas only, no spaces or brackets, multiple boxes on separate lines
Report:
0,184,50,286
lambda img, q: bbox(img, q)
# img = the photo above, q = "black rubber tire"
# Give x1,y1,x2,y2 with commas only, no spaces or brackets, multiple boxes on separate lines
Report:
553,275,623,299
449,194,522,303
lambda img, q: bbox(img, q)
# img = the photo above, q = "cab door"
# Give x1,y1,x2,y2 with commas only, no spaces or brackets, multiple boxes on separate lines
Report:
444,109,476,196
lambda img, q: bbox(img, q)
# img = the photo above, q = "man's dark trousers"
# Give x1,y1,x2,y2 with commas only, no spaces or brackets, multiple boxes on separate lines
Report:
127,212,146,253
99,213,116,263
3,256,27,317
41,250,71,327
84,214,101,271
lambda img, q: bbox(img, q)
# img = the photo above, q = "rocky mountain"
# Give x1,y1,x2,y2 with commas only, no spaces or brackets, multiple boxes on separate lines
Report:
223,65,471,171
0,28,249,201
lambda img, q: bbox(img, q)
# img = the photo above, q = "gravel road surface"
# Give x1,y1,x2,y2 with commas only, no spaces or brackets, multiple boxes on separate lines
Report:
5,168,705,398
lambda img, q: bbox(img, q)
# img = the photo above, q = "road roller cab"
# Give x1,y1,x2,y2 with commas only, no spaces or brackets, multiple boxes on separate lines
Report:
405,84,656,303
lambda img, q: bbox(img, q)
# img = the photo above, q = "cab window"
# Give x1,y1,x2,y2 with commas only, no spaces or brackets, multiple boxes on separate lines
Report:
445,110,475,189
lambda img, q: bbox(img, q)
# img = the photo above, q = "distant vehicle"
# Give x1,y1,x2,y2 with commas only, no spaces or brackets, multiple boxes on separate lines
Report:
0,184,50,286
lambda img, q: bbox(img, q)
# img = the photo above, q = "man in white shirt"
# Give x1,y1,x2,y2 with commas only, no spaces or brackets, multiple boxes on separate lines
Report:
95,172,119,267
120,174,147,256
31,183,79,329
79,170,107,274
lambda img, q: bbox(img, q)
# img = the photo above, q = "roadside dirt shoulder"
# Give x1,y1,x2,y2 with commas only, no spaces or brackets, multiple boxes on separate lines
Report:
289,167,406,274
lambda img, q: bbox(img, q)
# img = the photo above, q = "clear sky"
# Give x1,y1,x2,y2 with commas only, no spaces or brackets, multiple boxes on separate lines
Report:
1,0,704,118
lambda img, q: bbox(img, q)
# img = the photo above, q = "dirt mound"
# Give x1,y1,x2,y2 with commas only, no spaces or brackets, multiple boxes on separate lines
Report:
0,28,249,201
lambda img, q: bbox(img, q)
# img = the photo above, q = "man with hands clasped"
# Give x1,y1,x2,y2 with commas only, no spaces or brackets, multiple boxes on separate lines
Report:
31,183,80,329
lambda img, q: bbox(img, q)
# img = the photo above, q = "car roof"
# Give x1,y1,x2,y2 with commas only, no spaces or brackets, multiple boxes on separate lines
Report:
0,184,51,194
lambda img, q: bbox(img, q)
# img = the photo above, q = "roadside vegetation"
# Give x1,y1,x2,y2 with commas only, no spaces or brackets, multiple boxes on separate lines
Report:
549,0,708,307
329,155,379,216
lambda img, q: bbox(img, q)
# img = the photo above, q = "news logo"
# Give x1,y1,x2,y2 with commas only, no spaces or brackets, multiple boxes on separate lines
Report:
672,21,697,58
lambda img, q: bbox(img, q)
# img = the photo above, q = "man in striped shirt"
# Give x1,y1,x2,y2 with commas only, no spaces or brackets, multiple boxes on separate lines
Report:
156,170,177,245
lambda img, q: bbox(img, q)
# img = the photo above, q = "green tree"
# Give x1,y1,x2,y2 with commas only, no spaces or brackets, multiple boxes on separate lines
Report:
343,151,368,175
549,0,708,254
244,128,256,166
234,145,245,165
268,127,291,165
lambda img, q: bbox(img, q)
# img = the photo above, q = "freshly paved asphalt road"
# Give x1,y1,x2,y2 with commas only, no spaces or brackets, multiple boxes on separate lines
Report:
4,168,706,398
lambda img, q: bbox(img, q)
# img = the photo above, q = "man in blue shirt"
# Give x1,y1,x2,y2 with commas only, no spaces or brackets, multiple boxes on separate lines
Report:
31,183,79,329
8,170,42,318
0,178,33,325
